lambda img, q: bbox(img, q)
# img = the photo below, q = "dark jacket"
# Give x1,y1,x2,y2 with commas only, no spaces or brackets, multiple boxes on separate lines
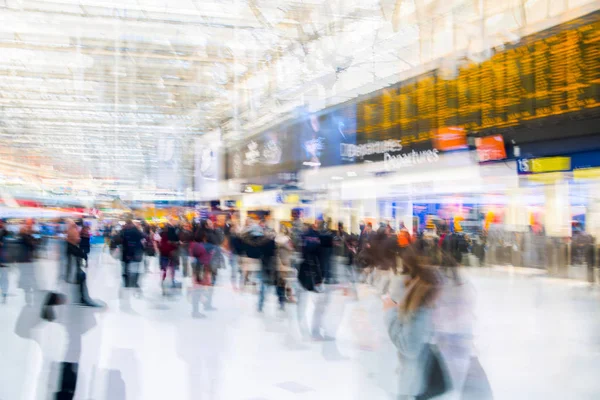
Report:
242,231,268,260
121,225,144,263
242,231,278,284
166,225,179,242
19,232,37,263
302,228,321,264
206,229,220,246
230,233,245,255
298,228,323,291
0,227,8,265
358,229,375,252
79,228,91,254
319,229,334,248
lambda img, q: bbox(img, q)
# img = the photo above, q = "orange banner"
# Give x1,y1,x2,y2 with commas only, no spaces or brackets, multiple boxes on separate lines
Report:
434,127,467,151
476,135,507,162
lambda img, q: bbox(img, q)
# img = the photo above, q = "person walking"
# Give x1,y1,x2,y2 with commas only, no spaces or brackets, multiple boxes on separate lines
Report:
242,220,284,313
318,220,335,284
227,221,244,291
179,223,193,278
79,221,91,265
64,219,100,307
296,221,323,338
120,219,145,292
142,224,157,273
189,230,216,316
102,223,112,252
383,252,449,400
0,219,9,303
159,230,178,295
336,223,359,298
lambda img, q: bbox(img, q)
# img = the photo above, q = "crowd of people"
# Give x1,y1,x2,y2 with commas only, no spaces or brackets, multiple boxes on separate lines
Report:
0,214,493,399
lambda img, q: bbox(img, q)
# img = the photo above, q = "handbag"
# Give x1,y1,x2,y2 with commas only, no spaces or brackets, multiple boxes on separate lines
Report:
416,344,452,400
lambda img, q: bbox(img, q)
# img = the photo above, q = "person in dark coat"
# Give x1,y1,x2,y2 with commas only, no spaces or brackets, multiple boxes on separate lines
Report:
78,221,91,262
358,222,374,253
64,219,101,307
242,221,285,312
120,219,145,289
0,219,10,302
318,220,335,284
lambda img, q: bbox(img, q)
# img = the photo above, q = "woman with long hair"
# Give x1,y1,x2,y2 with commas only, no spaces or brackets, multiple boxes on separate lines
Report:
383,250,448,400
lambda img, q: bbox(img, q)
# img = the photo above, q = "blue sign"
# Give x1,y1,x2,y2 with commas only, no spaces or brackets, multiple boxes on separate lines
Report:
223,200,237,208
572,150,600,170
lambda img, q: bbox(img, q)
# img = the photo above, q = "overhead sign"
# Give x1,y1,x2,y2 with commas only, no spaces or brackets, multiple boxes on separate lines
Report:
242,184,263,193
476,135,507,162
383,149,440,171
518,150,600,175
517,157,571,174
434,127,467,152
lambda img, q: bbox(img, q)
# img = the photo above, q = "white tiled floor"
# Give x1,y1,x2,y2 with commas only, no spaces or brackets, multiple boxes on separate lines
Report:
1,249,600,400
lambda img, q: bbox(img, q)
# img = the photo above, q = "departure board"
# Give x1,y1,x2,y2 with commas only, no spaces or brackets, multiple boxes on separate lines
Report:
356,11,600,146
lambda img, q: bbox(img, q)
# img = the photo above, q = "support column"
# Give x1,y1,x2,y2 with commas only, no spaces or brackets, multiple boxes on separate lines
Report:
544,182,571,238
505,188,529,232
544,181,571,275
504,188,529,267
586,183,600,240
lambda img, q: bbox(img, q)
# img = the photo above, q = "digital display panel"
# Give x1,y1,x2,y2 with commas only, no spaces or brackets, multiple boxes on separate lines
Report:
356,12,600,145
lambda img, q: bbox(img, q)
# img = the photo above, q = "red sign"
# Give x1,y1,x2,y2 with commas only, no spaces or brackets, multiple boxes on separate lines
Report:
16,200,42,208
476,135,507,162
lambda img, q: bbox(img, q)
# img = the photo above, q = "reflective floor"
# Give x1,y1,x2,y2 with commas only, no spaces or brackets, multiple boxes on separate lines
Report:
1,248,600,400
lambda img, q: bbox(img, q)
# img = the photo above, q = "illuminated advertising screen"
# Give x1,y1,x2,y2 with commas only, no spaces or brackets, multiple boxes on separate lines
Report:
296,104,357,169
226,127,296,182
194,130,220,196
156,137,183,190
